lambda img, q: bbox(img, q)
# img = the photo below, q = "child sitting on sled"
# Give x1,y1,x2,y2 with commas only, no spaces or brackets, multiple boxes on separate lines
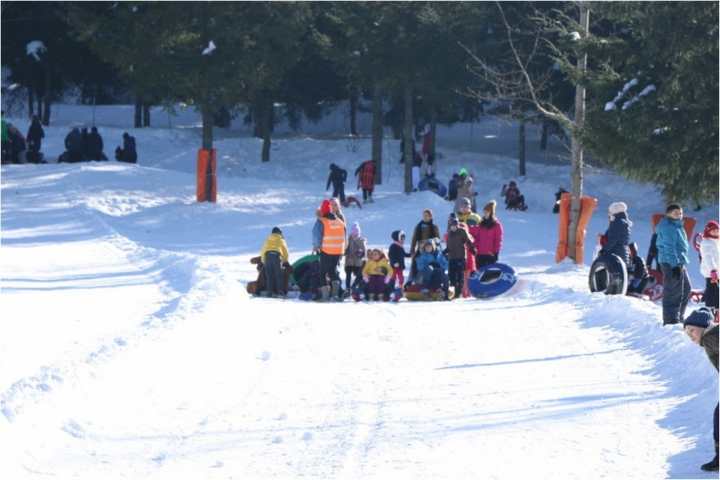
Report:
501,180,528,211
412,239,450,300
362,248,393,301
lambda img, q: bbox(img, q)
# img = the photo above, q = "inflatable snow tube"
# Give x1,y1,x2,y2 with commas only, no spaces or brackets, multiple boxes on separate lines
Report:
467,263,517,299
589,253,628,295
404,284,450,301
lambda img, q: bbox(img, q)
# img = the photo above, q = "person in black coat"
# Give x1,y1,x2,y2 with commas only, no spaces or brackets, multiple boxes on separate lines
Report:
64,127,83,162
80,127,90,161
26,115,44,156
448,173,459,202
389,230,412,287
601,202,631,267
627,242,650,294
116,132,137,163
86,127,106,161
326,163,347,203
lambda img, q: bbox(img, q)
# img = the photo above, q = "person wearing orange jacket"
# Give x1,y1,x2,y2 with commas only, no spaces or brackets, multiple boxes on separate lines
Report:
313,199,347,299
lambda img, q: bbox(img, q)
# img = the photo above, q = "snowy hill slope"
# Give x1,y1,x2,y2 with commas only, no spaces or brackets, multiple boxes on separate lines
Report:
1,114,718,479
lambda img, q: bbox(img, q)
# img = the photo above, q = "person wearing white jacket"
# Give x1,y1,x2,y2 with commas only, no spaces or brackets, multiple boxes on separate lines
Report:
700,220,719,311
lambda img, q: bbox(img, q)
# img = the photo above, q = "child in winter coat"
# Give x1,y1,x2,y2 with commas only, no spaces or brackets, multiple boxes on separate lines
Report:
355,160,376,203
414,239,450,299
601,202,632,267
344,222,367,291
362,248,393,300
501,180,528,211
389,230,411,288
700,220,719,311
473,201,504,268
627,242,650,295
259,227,290,297
444,216,476,299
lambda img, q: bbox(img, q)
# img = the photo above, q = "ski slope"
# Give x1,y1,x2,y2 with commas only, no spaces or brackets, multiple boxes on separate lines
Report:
1,111,718,479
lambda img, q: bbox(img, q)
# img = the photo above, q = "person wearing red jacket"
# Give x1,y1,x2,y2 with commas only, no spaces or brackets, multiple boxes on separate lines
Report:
473,200,504,268
355,160,376,203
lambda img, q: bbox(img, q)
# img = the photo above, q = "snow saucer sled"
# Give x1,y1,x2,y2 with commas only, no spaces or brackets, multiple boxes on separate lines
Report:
467,263,517,299
403,284,452,301
589,253,628,295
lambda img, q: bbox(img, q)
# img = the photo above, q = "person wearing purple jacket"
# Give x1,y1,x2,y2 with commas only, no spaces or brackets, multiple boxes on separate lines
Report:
472,200,504,268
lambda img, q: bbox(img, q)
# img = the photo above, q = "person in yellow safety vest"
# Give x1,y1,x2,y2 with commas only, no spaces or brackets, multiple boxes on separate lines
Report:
313,199,347,299
259,227,290,297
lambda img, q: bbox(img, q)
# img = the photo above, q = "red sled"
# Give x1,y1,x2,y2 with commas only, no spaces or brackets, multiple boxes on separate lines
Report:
643,268,705,303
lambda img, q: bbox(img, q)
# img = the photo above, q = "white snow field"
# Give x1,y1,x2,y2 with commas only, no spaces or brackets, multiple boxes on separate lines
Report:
1,108,718,479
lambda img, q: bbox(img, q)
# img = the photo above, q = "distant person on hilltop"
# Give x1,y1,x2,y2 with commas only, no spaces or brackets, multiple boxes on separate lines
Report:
115,132,137,163
501,180,528,211
420,124,435,177
86,127,107,161
61,127,83,163
26,115,45,162
354,159,376,203
326,163,347,204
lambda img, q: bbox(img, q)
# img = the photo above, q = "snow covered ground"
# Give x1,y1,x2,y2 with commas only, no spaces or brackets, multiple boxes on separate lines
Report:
1,109,718,479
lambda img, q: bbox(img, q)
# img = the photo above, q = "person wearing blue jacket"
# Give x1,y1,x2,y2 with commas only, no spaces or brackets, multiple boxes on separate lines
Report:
413,239,449,299
601,202,632,266
656,204,691,325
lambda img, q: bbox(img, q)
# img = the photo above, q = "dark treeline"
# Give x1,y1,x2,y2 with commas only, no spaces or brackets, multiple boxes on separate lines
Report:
1,1,717,202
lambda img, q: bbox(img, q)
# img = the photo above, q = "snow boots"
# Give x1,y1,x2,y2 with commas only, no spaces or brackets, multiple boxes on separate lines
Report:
701,450,719,472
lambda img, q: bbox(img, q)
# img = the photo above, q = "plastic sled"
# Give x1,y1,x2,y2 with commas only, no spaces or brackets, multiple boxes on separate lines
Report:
467,263,517,299
404,284,450,301
589,254,628,295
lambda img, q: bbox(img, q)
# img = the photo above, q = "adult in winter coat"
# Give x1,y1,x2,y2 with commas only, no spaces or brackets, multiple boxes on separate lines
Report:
313,199,347,298
259,227,290,297
344,222,367,291
26,115,44,156
86,127,106,161
700,220,719,311
448,173,460,202
116,132,137,163
326,163,347,204
389,230,411,288
601,202,632,267
62,127,83,163
355,160,376,203
455,169,477,212
683,308,719,472
445,217,476,298
410,209,441,255
656,204,691,325
472,201,504,268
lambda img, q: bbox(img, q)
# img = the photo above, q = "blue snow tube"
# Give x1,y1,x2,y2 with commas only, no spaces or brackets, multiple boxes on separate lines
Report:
418,177,448,198
589,253,628,295
467,263,517,299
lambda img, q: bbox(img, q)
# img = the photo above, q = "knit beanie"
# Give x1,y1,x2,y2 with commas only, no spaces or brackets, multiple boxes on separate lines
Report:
320,199,332,216
351,222,361,237
683,307,714,329
608,202,628,216
391,230,405,242
483,200,497,217
272,227,282,236
703,220,719,239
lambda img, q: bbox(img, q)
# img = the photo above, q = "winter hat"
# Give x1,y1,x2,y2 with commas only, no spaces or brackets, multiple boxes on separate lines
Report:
458,168,468,178
391,230,405,242
483,200,497,217
459,197,471,209
423,208,433,219
703,220,719,239
272,226,282,236
351,222,361,237
509,180,517,187
320,199,332,216
608,202,628,216
683,307,714,329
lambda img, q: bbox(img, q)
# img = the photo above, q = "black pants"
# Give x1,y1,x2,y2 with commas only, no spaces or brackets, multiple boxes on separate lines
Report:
660,263,691,325
320,253,341,287
704,278,719,310
331,183,346,203
448,258,465,294
476,254,496,269
714,403,719,446
362,189,373,201
264,252,283,295
345,265,362,290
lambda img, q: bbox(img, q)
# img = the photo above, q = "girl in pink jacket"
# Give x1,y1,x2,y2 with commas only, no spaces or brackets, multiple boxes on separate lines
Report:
473,200,504,268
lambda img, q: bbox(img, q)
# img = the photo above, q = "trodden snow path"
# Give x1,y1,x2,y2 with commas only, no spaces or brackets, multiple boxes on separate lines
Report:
1,128,717,478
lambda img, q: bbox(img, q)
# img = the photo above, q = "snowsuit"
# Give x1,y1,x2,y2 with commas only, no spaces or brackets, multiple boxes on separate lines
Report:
344,234,367,290
86,129,105,161
362,255,392,299
355,161,375,202
326,163,347,203
414,249,449,296
260,233,289,295
389,242,411,287
602,212,631,266
446,226,475,297
700,236,719,310
26,118,44,155
473,217,503,268
656,217,691,325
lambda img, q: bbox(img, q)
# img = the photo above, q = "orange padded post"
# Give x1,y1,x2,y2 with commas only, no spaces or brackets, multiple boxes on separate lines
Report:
555,192,571,263
197,148,217,202
556,193,597,264
574,196,598,264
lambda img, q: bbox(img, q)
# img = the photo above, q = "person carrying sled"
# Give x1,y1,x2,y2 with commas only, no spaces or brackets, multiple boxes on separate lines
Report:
657,204,692,325
326,163,347,204
355,160,376,203
445,216,476,300
413,239,450,300
258,227,290,297
472,201,504,269
501,180,528,211
362,248,393,301
601,202,632,268
683,308,719,471
389,230,412,289
700,220,719,312
313,199,347,300
344,222,367,292
26,115,44,162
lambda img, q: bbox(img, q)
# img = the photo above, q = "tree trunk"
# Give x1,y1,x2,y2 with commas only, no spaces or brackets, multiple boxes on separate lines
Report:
518,119,526,177
41,67,51,126
28,88,34,118
37,97,42,119
430,108,437,168
403,84,414,194
540,121,548,150
201,104,213,150
371,84,383,185
143,103,151,127
261,97,273,163
41,101,51,126
134,97,142,128
349,85,359,136
567,3,589,262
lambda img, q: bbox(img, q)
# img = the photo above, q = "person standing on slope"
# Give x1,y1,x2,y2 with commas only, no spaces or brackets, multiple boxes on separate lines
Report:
601,202,632,268
700,220,719,312
313,199,347,300
326,163,347,204
472,200,504,269
656,204,692,325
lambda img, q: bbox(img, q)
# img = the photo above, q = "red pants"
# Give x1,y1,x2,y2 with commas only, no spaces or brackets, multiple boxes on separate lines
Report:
391,267,404,287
